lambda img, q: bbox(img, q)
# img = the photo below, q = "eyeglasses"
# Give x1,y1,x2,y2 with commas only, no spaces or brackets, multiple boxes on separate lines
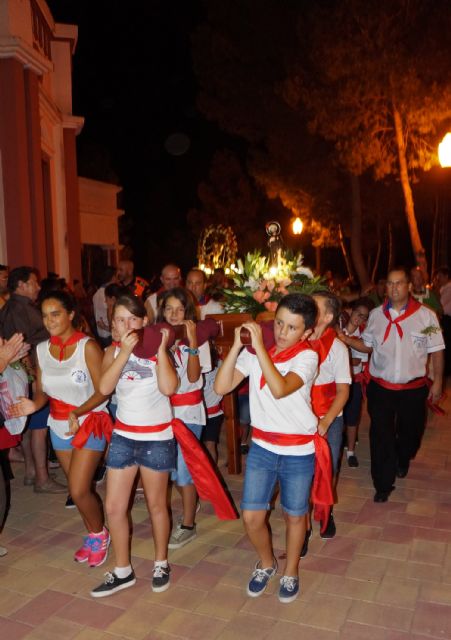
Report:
386,280,408,287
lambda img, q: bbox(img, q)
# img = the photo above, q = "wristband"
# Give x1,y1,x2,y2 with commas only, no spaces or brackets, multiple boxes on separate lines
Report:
186,347,199,356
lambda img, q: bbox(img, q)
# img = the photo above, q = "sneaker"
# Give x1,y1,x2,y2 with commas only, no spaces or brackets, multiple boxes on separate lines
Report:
278,575,300,603
347,454,359,468
34,478,67,494
90,570,136,598
168,524,197,549
89,528,110,567
320,513,336,539
246,560,277,597
65,495,76,509
74,535,93,563
300,528,312,558
152,564,170,592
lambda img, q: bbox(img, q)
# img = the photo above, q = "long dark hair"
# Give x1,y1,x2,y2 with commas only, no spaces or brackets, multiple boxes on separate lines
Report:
40,290,80,329
113,294,147,319
156,287,197,323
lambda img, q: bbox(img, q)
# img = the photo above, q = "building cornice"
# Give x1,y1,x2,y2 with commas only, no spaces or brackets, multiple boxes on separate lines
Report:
0,35,53,74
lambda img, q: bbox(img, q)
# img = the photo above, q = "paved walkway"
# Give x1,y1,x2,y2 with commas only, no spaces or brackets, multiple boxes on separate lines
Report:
1,382,451,639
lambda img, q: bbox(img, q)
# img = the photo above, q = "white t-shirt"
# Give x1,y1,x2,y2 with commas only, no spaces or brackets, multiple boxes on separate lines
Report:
171,341,211,425
199,299,223,320
362,303,445,383
313,338,352,417
342,326,368,375
92,287,110,339
37,337,108,439
203,364,223,418
235,347,319,456
114,350,173,441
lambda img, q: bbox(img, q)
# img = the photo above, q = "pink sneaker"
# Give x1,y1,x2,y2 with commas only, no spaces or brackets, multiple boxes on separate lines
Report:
74,535,93,563
88,528,110,568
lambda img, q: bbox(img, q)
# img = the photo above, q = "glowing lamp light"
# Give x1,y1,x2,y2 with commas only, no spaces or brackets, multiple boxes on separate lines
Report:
292,217,303,235
269,266,278,277
438,133,451,168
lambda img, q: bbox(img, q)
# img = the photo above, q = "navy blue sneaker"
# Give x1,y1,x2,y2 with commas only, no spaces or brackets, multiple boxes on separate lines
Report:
278,575,300,603
246,560,277,597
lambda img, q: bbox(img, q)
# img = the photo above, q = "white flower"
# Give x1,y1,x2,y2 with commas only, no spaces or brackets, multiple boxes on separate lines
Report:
296,266,314,278
244,277,261,291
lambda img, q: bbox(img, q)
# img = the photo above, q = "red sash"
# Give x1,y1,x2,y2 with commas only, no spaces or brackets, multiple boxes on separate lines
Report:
49,398,113,449
311,382,337,417
382,297,421,343
49,332,86,361
170,389,203,407
252,427,333,534
370,375,428,391
309,328,338,416
114,419,172,434
172,419,238,520
207,403,222,415
260,340,315,389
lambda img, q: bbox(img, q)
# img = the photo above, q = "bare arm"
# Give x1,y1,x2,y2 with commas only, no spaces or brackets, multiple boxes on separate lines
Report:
184,320,201,383
429,350,444,403
246,322,305,399
317,383,350,436
8,363,48,418
0,334,30,372
214,327,246,395
99,330,139,395
337,331,372,354
156,328,178,396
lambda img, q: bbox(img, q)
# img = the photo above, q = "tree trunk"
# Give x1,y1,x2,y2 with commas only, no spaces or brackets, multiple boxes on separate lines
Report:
388,222,395,272
349,173,370,290
338,224,354,281
371,218,381,283
392,104,428,279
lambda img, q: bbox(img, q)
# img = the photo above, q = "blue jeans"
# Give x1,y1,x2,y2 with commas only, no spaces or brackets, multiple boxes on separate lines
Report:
327,415,344,475
50,428,107,452
241,442,314,516
171,423,203,486
107,432,176,471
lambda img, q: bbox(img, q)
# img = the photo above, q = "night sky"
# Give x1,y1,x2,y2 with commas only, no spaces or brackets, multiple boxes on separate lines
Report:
47,1,237,277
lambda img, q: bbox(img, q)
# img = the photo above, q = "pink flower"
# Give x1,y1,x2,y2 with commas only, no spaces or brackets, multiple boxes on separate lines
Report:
277,286,289,295
266,279,275,292
253,290,270,303
264,301,278,312
258,280,267,291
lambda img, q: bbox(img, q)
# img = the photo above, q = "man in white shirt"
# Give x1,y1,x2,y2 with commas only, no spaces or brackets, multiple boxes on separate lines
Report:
356,267,444,503
185,269,223,319
145,263,182,321
92,266,116,347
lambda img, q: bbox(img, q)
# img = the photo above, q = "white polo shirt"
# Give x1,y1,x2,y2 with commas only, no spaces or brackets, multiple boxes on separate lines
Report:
362,303,444,384
235,347,319,456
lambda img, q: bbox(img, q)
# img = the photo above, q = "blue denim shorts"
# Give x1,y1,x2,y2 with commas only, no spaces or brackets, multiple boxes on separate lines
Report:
171,423,203,486
327,415,344,475
241,442,314,516
107,432,176,472
50,428,107,452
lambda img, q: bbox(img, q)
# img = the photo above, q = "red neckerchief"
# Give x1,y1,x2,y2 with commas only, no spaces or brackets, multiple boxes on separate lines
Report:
49,332,86,361
309,327,336,365
260,340,314,389
382,297,421,343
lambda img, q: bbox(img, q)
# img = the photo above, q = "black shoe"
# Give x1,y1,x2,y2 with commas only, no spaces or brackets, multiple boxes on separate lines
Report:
374,491,390,503
152,564,170,592
347,454,359,468
90,570,136,598
320,513,336,539
65,494,76,509
396,463,409,479
300,529,312,558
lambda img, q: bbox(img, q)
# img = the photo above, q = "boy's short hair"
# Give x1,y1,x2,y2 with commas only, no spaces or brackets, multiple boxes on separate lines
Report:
313,290,342,325
276,293,317,330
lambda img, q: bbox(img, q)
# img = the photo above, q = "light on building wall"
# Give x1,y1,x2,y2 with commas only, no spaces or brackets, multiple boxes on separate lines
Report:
438,133,451,168
292,217,303,235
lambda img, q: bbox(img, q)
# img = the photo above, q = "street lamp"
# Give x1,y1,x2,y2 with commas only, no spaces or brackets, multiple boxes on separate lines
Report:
438,133,451,168
292,217,303,235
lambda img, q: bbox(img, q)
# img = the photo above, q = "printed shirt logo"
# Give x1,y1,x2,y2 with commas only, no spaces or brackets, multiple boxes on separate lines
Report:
71,369,87,384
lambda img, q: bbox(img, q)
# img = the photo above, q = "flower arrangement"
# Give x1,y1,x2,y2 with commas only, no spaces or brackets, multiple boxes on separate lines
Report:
222,250,326,316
